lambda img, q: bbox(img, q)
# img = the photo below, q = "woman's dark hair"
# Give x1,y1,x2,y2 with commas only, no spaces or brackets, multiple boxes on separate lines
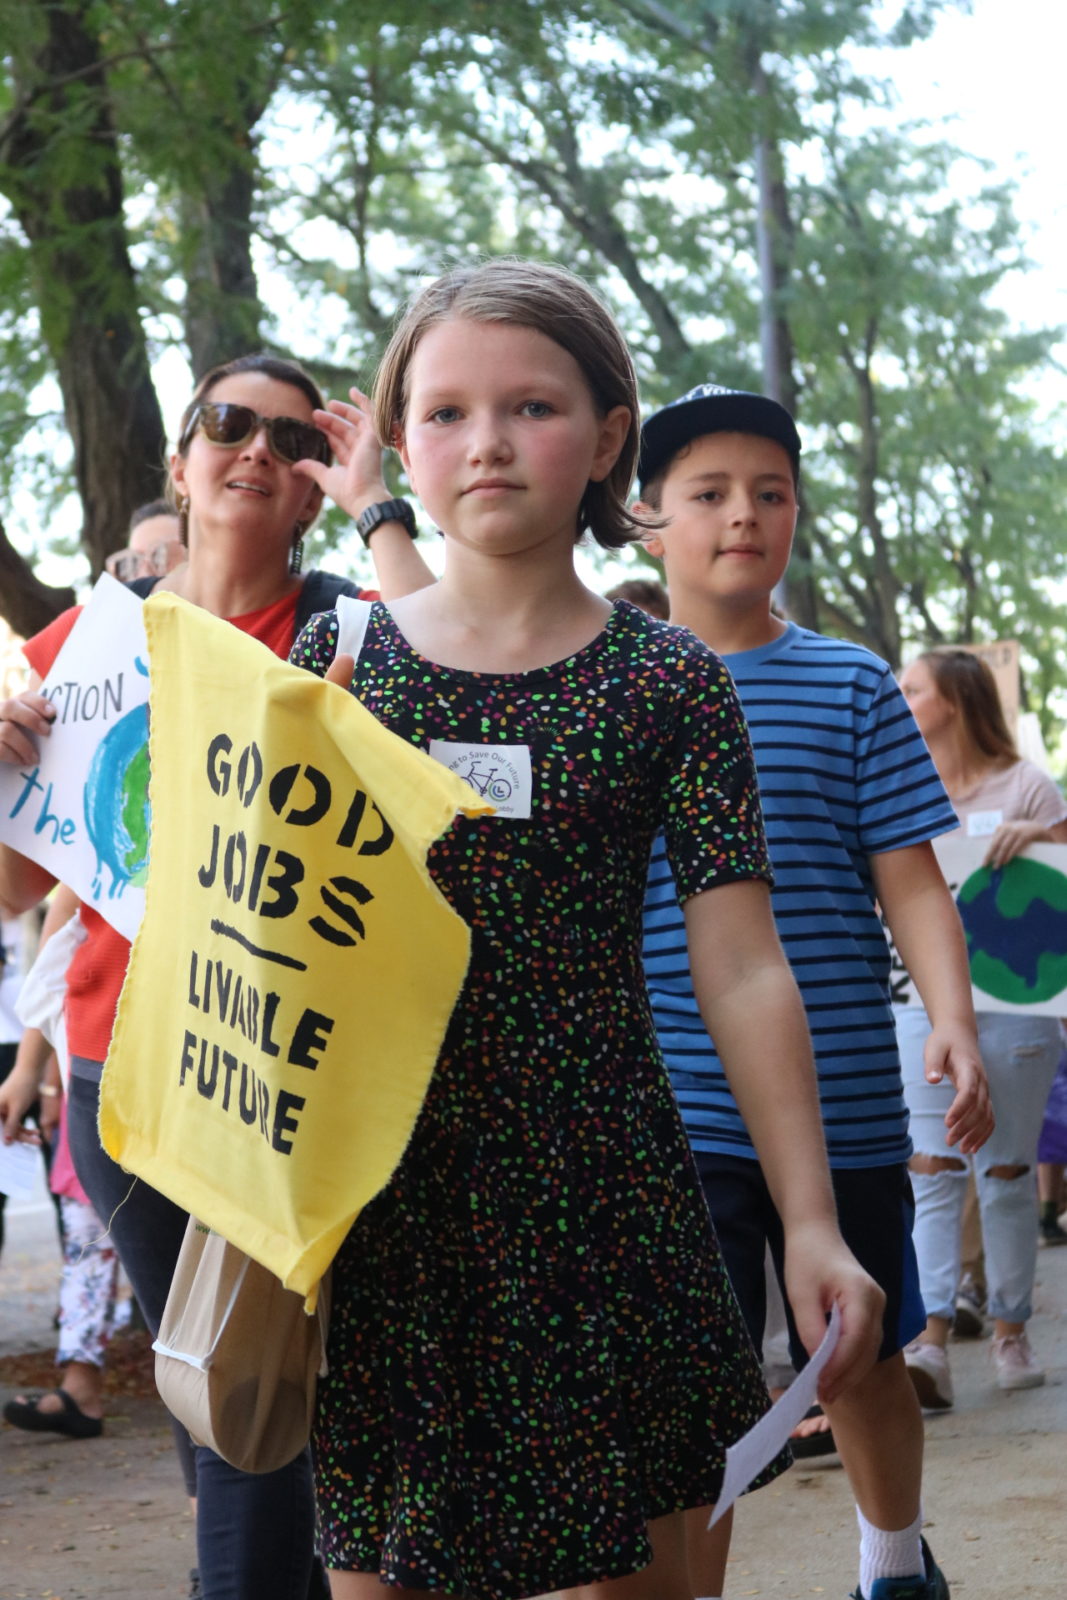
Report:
373,259,643,550
917,648,1018,765
167,354,327,549
173,354,326,458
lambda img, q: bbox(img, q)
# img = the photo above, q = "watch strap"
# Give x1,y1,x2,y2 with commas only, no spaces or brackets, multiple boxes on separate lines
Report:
356,497,417,546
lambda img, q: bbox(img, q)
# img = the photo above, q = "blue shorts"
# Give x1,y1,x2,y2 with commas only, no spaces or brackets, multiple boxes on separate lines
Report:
693,1153,925,1368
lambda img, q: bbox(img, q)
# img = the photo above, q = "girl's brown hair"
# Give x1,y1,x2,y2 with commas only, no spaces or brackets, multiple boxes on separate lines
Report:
917,648,1018,766
373,259,642,550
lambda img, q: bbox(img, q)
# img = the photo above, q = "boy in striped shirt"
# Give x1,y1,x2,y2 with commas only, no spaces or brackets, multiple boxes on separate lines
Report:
638,386,992,1600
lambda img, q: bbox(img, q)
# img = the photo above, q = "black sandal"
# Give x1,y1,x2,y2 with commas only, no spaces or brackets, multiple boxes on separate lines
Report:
3,1387,104,1438
789,1403,837,1459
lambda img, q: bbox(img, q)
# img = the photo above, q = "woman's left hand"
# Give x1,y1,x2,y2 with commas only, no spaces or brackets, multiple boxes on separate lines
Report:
983,819,1050,870
292,387,391,520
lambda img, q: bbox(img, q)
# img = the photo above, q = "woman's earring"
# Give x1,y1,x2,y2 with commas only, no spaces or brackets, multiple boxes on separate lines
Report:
290,525,305,576
178,496,190,547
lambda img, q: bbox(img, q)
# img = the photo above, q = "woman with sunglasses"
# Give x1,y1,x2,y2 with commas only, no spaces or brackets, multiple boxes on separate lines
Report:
0,353,434,1600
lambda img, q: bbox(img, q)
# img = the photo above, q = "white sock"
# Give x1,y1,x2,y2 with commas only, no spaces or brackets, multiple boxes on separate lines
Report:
856,1504,924,1595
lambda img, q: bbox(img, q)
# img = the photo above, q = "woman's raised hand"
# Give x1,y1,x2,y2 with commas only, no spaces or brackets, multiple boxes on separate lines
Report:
292,387,391,520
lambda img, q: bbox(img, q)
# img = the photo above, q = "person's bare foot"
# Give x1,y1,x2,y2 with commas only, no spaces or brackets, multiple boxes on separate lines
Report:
768,1390,837,1458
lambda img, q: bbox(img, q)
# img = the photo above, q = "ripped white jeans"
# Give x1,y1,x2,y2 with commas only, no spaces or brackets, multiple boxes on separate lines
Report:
896,1006,1061,1325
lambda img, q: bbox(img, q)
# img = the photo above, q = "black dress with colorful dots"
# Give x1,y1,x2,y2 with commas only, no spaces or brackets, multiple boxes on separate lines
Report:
291,599,786,1600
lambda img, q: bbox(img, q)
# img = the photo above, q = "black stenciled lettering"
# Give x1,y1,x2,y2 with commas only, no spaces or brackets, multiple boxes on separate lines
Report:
238,1062,257,1126
188,952,202,1008
271,1090,305,1155
269,764,332,827
236,743,263,808
246,985,260,1046
198,1042,220,1098
261,993,282,1057
257,1079,269,1138
198,824,219,888
247,842,271,912
179,1031,197,1087
358,802,394,857
228,975,244,1035
223,831,247,902
335,791,395,856
257,850,304,918
207,735,232,796
335,789,366,848
288,1009,335,1070
213,961,233,1023
310,877,373,946
221,1051,239,1112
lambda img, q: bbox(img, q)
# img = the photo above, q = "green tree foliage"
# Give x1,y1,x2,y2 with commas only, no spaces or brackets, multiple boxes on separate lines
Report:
0,0,1063,733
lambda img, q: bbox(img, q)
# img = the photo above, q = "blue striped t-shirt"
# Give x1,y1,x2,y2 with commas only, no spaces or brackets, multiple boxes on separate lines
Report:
643,623,957,1168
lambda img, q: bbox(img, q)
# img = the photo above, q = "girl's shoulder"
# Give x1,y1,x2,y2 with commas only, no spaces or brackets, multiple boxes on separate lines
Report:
607,600,734,693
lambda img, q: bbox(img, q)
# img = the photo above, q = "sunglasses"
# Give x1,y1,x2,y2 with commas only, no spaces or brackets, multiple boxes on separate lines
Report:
180,401,332,465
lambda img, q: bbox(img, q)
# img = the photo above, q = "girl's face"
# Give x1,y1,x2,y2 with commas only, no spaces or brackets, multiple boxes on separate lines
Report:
171,372,323,562
396,318,629,560
899,658,956,742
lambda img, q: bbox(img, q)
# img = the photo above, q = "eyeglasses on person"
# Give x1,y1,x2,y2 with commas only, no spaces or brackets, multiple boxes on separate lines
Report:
179,401,332,466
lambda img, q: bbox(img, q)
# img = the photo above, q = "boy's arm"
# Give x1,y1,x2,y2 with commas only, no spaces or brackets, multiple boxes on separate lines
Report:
871,841,993,1155
683,878,885,1401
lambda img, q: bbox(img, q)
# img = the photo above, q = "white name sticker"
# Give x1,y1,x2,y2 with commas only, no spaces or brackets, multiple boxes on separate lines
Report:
967,809,1004,838
427,742,533,819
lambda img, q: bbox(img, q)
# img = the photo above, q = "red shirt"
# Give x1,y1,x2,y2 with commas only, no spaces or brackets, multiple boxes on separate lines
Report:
24,583,371,1061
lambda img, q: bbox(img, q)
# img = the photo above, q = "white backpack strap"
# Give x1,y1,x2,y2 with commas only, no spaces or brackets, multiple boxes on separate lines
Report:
333,596,374,663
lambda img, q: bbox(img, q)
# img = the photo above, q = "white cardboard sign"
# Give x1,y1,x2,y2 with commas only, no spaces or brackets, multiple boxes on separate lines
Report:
887,837,1067,1016
0,575,150,941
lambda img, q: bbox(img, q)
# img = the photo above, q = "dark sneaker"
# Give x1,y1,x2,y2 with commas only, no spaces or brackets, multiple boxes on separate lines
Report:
852,1537,949,1599
1039,1215,1067,1247
188,1572,202,1600
951,1273,985,1338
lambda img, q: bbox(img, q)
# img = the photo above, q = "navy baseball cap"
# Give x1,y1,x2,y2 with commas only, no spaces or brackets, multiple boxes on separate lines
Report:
638,383,801,490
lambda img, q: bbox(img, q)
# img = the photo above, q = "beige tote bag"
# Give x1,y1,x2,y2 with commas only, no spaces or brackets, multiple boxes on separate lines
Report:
154,1218,330,1474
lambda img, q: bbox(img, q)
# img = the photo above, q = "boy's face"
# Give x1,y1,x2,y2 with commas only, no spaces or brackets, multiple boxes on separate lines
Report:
640,431,797,610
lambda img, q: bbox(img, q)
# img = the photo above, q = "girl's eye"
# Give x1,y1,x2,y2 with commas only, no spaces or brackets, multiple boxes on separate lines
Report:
428,406,461,424
696,490,722,503
759,491,785,504
521,401,553,419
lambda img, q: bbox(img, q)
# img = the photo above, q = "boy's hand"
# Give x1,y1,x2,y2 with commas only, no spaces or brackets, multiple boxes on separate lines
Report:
783,1221,885,1404
923,1021,993,1154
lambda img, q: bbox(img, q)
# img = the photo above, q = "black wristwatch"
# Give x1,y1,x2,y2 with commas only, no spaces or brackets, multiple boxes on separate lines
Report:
356,497,418,546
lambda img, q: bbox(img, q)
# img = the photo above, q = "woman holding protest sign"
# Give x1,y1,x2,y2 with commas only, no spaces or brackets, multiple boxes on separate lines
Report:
0,352,434,1600
896,647,1067,1407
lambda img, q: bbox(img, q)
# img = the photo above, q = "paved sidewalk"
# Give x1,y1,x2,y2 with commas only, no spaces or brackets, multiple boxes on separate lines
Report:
2,1183,1065,1598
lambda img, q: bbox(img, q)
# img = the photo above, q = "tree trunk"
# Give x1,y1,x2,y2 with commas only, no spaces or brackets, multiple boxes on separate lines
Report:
750,51,819,631
181,111,266,377
0,0,166,619
0,519,76,640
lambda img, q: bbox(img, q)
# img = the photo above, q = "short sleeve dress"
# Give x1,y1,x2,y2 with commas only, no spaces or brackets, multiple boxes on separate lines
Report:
291,599,785,1600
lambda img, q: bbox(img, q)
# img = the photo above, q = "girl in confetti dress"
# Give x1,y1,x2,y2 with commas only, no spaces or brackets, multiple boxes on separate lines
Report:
292,259,882,1600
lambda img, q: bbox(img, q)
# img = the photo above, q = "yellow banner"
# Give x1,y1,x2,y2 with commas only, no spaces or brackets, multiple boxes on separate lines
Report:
101,595,488,1305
